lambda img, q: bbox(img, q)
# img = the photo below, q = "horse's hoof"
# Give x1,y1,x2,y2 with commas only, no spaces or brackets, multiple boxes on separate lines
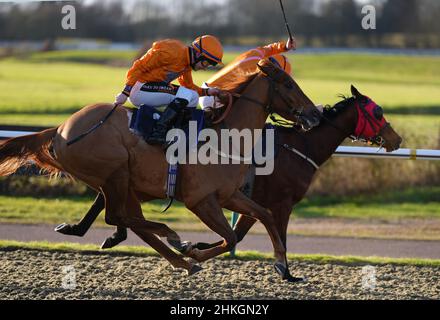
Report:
284,275,308,283
188,264,203,276
169,239,192,254
193,242,213,250
179,241,193,254
54,223,79,236
274,262,307,283
167,237,183,251
101,238,116,249
54,223,69,233
274,262,287,276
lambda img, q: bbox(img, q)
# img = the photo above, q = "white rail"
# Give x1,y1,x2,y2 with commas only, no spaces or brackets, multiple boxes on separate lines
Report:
0,130,38,138
334,146,440,161
1,130,439,161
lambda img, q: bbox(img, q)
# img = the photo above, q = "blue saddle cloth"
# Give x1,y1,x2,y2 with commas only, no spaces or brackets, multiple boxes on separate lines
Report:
129,105,205,142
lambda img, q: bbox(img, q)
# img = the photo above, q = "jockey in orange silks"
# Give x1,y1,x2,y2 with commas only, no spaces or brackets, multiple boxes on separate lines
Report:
114,35,223,145
199,38,295,110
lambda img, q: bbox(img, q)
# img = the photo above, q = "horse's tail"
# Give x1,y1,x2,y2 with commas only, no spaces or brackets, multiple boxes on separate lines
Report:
0,127,63,177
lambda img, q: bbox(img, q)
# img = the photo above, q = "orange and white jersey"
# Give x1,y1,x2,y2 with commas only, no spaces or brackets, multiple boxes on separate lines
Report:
206,41,289,88
125,39,203,95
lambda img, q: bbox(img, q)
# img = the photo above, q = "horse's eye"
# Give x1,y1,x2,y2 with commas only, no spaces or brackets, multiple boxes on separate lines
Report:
373,106,384,120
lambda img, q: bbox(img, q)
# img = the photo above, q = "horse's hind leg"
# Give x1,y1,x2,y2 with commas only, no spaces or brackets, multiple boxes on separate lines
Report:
123,188,201,275
101,169,184,250
184,194,238,263
54,191,129,249
102,174,200,274
55,193,105,237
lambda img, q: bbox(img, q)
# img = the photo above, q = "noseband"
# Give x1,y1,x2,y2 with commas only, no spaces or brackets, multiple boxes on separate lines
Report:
321,98,390,146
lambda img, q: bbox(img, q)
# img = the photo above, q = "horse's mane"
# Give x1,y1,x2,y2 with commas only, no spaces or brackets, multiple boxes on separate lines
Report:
322,95,355,119
219,70,260,94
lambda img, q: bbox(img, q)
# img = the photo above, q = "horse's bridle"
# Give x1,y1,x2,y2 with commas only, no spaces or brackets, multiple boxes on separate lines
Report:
279,97,390,171
321,98,390,147
353,99,390,146
219,76,305,123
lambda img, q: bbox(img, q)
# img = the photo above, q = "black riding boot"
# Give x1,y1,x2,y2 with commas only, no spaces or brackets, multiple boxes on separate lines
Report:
146,99,186,145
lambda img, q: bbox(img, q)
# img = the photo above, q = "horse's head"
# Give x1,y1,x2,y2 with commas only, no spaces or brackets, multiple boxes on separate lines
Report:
257,59,321,130
327,85,402,152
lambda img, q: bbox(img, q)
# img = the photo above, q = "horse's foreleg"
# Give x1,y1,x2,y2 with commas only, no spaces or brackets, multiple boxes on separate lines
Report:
55,192,105,237
272,201,294,250
184,194,238,263
224,191,304,283
101,225,128,249
193,214,257,250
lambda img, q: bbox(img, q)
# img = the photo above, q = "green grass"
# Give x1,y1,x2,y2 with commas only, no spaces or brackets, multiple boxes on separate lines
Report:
27,50,137,65
1,52,440,115
0,59,126,114
0,113,71,126
27,50,239,67
0,195,205,229
295,187,440,220
0,187,438,227
1,52,439,148
290,54,440,86
24,50,440,86
1,240,439,267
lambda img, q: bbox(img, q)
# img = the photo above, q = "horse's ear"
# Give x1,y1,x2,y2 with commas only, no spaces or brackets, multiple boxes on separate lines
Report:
351,85,362,98
257,58,282,80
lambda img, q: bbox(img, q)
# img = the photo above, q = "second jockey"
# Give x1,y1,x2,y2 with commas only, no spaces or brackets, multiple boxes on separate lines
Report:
114,35,224,145
200,37,295,110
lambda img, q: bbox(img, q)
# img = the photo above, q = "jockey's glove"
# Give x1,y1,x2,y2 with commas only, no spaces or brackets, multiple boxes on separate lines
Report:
207,87,221,96
115,92,128,105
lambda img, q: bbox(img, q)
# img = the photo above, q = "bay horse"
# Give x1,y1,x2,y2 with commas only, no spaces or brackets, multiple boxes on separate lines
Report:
54,86,402,280
0,59,321,282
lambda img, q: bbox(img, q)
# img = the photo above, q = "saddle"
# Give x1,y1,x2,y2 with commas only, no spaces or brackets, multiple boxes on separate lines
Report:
128,105,207,143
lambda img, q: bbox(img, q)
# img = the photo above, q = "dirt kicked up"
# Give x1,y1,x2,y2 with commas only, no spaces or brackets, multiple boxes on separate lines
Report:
1,247,439,300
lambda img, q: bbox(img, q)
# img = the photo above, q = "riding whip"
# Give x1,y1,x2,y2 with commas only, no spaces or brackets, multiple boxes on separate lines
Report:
278,0,294,42
66,103,121,146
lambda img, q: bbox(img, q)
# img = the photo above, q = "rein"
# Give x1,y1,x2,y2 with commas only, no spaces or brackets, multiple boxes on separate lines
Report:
213,76,303,125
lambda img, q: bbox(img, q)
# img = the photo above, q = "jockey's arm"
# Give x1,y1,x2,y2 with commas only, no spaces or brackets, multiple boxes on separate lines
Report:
125,50,172,88
257,39,295,58
177,70,206,96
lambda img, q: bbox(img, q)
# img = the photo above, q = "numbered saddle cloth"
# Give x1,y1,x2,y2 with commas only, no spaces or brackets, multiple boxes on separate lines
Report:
128,105,206,143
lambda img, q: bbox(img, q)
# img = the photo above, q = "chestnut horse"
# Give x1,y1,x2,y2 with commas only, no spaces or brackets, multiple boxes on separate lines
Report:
0,59,320,281
55,86,402,280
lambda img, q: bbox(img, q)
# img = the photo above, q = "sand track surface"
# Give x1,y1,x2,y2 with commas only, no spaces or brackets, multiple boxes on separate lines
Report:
1,248,439,300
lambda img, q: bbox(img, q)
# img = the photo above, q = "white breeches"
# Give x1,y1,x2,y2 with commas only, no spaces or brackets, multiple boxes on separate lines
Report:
129,81,199,108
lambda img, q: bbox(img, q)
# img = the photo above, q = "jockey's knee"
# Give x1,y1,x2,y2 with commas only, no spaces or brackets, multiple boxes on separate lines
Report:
199,82,214,110
199,95,215,110
176,86,199,108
